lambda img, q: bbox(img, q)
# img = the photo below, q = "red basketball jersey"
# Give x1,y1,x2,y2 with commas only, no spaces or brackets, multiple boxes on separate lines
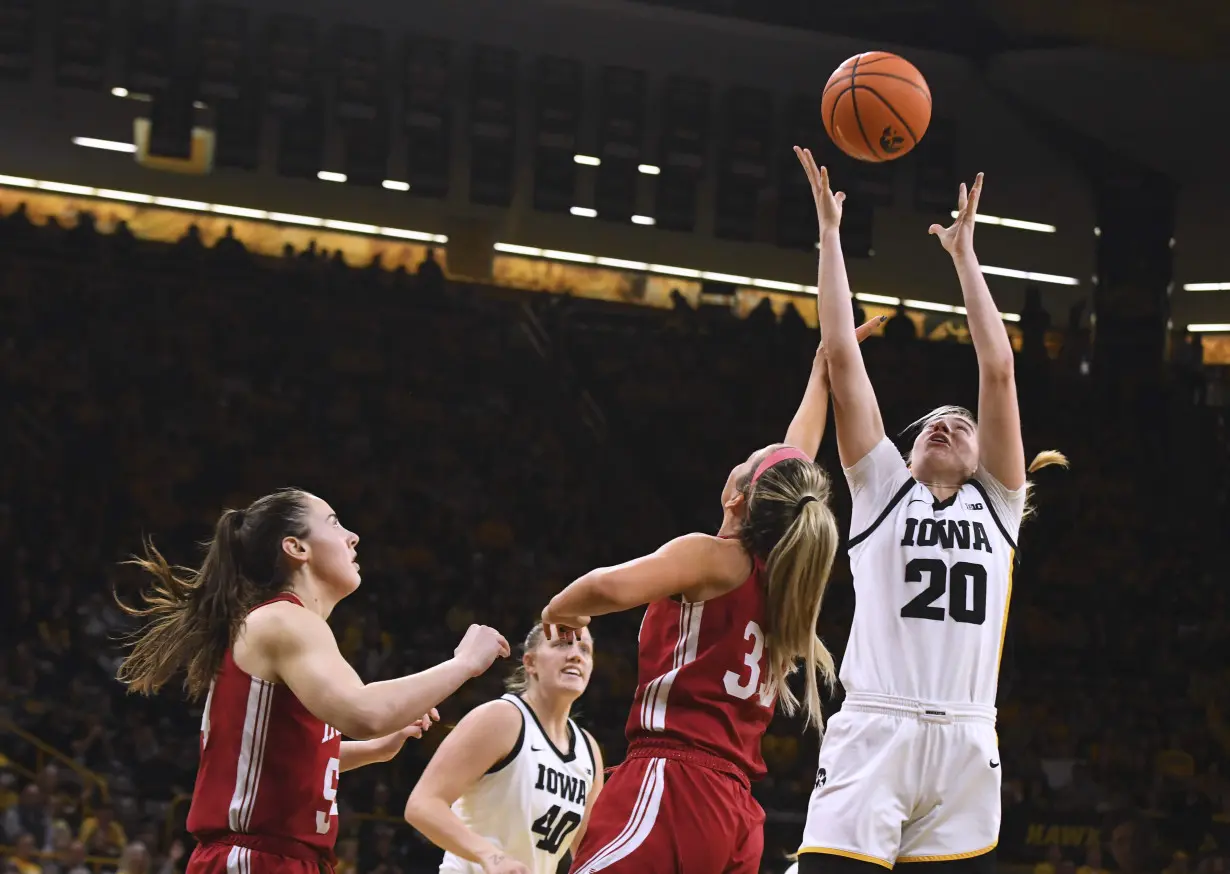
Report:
186,594,342,857
624,564,774,780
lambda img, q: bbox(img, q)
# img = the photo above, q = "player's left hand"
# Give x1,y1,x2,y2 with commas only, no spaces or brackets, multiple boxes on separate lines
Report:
929,173,983,258
377,708,440,760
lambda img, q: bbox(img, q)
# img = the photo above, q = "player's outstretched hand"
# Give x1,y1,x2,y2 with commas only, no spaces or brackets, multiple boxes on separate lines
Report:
455,625,511,677
929,172,983,258
794,146,845,233
479,851,530,874
540,606,590,643
399,708,440,741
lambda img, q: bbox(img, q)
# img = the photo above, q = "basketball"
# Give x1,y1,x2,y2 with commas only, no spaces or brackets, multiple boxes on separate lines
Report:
821,51,932,163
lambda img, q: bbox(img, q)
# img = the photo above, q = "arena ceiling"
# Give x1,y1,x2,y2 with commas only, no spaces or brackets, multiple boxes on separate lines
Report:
627,0,1230,62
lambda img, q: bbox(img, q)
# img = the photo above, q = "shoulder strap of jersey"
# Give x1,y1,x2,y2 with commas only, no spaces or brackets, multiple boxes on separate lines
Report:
848,479,915,548
485,695,527,775
573,721,596,776
966,479,1019,551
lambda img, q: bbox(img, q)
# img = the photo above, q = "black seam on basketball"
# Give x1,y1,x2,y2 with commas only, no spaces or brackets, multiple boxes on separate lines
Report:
824,72,931,105
849,56,879,162
854,84,919,147
827,88,846,154
851,54,898,68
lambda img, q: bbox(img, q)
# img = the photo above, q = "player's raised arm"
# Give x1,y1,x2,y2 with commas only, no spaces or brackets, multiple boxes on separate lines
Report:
258,609,510,740
542,533,746,633
783,315,884,459
928,173,1026,491
793,147,886,468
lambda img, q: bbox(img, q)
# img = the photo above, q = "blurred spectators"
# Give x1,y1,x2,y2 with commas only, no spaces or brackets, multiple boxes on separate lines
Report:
0,204,1227,873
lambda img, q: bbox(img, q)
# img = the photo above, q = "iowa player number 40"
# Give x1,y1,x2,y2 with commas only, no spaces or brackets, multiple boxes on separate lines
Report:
900,558,988,625
723,620,772,706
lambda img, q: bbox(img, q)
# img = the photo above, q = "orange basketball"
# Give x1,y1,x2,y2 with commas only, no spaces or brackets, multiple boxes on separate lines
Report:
821,51,932,162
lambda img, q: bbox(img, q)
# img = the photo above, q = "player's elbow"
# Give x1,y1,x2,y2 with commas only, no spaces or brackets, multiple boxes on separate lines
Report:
336,699,388,741
403,791,426,827
980,357,1015,386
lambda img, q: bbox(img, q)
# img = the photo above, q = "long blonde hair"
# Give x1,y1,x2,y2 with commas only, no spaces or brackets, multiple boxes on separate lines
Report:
739,457,841,729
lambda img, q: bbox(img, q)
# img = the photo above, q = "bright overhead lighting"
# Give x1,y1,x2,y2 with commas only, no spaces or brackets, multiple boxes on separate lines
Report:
951,211,1056,233
1183,282,1230,291
494,243,543,257
856,293,901,306
0,173,447,243
382,180,410,192
324,219,379,234
631,215,655,226
979,265,1079,286
904,298,959,314
110,87,129,98
701,271,752,285
543,249,597,264
38,181,95,195
1188,323,1230,332
491,243,1022,322
597,257,650,270
638,164,661,175
753,278,810,293
96,189,153,204
574,155,601,166
212,204,268,219
317,171,347,183
570,206,597,218
72,136,137,153
154,196,209,211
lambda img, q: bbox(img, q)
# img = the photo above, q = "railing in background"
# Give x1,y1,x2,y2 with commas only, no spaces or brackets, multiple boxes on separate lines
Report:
0,718,110,803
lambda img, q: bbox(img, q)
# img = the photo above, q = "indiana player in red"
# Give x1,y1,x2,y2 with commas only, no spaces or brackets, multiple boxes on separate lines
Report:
541,318,881,874
117,488,512,874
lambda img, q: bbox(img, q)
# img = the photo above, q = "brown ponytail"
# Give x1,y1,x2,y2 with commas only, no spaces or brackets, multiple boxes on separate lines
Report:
740,457,841,730
116,489,310,699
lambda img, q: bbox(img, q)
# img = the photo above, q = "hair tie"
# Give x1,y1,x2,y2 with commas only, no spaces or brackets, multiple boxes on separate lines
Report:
795,495,819,517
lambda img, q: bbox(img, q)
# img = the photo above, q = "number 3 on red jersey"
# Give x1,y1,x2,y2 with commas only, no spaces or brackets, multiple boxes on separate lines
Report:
723,620,773,707
315,757,340,834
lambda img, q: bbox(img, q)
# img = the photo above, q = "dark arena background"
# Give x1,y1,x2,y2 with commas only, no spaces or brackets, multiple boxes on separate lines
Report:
1,0,1229,872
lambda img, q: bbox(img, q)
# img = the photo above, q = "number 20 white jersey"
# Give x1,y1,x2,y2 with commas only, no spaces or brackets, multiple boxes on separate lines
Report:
839,437,1026,708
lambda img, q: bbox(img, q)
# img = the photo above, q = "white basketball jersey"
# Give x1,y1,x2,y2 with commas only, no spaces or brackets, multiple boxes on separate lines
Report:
839,437,1026,707
440,694,596,874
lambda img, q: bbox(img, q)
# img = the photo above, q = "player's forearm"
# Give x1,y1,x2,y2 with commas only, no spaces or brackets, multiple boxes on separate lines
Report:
952,251,1014,377
404,795,504,864
816,229,861,368
548,573,624,618
339,738,395,773
783,349,830,459
352,660,472,739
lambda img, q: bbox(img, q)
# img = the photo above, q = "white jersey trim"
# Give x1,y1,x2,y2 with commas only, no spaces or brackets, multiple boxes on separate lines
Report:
639,602,703,732
227,676,274,833
574,758,666,874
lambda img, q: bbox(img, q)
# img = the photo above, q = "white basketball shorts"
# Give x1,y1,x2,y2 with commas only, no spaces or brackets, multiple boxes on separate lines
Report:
798,693,1001,868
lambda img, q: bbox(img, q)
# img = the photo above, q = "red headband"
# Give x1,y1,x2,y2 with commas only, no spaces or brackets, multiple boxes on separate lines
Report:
751,446,810,484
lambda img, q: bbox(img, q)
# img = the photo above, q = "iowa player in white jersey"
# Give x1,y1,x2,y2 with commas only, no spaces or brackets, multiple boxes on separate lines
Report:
405,624,603,874
791,149,1066,873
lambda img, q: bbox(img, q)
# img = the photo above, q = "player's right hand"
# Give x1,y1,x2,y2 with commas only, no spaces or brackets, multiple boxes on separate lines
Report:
479,852,529,874
454,624,511,677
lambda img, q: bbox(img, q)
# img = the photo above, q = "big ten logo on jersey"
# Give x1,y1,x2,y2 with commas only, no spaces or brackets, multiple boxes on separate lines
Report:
532,765,584,854
898,515,995,627
723,620,773,708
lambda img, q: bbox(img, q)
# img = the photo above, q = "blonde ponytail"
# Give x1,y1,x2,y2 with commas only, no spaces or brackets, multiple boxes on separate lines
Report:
1023,449,1069,520
742,458,841,730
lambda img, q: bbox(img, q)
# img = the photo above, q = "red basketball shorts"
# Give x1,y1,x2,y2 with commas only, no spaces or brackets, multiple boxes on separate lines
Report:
569,747,765,874
188,841,328,874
